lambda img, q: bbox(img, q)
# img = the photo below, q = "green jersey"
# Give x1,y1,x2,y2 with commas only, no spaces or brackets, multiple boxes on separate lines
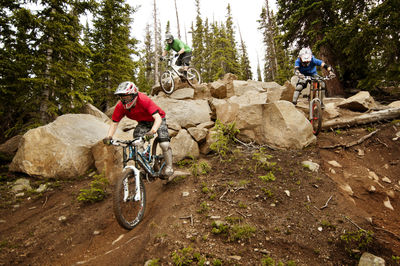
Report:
165,39,191,53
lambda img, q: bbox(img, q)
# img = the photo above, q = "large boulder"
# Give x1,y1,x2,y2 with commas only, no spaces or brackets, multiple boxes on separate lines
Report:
0,135,22,159
214,100,316,149
81,103,111,123
153,97,212,128
9,114,108,179
170,129,200,162
338,91,377,112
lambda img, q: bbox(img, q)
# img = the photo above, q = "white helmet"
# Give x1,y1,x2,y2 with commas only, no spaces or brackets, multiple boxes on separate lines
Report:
299,47,312,66
114,81,139,109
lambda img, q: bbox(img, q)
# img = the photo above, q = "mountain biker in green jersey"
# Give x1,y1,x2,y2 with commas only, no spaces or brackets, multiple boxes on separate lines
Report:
160,33,192,77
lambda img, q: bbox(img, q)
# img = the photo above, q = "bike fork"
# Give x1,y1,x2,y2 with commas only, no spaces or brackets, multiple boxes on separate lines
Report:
309,98,321,120
123,166,141,202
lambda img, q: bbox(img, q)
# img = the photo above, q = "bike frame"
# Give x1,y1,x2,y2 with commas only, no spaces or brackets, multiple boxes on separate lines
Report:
164,55,184,78
112,138,166,201
305,76,329,120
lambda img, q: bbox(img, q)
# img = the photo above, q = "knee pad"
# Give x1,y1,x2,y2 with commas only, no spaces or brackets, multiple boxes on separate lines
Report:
159,141,170,152
296,84,304,91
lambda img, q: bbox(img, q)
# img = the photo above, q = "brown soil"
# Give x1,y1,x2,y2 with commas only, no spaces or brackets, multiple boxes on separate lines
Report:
1,121,399,266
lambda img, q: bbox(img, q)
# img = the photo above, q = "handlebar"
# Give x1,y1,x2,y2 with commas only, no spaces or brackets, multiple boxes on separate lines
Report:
110,135,155,147
302,74,335,81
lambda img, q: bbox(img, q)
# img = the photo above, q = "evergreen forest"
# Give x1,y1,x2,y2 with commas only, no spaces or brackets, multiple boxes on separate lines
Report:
0,0,399,142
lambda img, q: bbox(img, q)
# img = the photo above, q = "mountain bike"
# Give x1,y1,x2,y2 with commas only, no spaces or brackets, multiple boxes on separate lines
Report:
304,74,334,135
110,136,166,230
159,54,201,94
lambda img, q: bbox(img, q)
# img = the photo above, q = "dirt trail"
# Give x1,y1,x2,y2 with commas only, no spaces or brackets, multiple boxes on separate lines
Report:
1,122,400,265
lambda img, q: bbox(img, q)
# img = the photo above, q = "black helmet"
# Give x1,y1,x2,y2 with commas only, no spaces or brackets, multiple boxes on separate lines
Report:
165,33,174,43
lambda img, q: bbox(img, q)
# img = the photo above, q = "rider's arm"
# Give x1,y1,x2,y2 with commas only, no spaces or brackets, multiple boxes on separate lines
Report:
321,62,332,72
107,121,119,138
162,50,167,57
177,47,185,55
149,113,162,134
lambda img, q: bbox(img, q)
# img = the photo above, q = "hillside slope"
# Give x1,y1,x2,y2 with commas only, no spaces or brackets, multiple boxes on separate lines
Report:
1,122,399,265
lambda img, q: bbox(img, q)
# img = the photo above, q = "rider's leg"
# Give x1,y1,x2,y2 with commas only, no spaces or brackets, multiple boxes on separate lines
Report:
292,78,306,105
156,118,174,176
159,142,174,176
182,52,192,76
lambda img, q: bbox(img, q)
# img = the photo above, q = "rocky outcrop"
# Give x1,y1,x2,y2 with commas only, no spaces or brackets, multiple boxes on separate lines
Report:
9,114,108,179
337,91,377,112
8,73,399,181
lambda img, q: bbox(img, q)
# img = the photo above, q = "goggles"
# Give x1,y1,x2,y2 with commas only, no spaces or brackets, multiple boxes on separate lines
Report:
119,94,136,104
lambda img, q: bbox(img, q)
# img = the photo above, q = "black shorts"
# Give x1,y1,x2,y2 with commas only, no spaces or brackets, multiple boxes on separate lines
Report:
133,118,170,142
176,52,192,67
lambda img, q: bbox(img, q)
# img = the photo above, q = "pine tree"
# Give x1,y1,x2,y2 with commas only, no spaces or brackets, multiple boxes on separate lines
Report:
191,0,205,78
237,25,252,80
136,23,154,94
276,0,344,95
0,2,39,139
31,0,94,123
90,0,137,111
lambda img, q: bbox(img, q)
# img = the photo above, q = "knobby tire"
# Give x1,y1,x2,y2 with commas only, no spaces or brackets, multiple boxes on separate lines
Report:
310,100,322,135
160,71,175,94
185,67,201,88
113,170,146,230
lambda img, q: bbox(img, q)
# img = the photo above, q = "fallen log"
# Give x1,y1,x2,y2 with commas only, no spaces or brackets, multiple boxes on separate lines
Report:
322,107,400,129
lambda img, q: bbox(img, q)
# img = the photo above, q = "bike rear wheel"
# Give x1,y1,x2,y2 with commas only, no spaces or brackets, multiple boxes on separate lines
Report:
151,137,167,180
310,100,322,135
186,67,201,87
113,170,146,230
160,71,175,94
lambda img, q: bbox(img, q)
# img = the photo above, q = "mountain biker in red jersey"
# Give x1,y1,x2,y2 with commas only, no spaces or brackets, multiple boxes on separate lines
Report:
160,33,192,77
292,47,335,108
103,81,174,176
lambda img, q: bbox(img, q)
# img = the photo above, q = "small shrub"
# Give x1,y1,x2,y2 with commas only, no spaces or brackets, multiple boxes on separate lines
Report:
146,259,160,266
261,256,275,266
252,148,276,171
192,161,211,176
261,187,274,198
340,229,374,258
213,259,222,266
171,246,206,266
238,202,247,208
197,201,209,214
210,120,239,160
77,173,109,203
259,171,276,182
320,220,336,230
229,224,256,242
211,221,229,236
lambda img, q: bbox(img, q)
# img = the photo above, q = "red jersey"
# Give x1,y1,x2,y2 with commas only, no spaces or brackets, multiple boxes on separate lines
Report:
111,92,166,122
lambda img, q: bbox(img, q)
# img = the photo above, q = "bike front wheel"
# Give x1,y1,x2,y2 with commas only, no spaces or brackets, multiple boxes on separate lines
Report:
113,170,146,230
310,100,322,135
160,71,175,94
186,67,201,87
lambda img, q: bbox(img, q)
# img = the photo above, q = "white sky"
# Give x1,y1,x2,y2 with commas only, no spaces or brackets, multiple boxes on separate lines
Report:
128,0,277,78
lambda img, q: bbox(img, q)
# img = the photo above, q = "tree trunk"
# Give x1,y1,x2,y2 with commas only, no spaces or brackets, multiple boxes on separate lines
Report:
153,0,159,83
320,45,344,97
174,0,181,39
322,108,400,129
